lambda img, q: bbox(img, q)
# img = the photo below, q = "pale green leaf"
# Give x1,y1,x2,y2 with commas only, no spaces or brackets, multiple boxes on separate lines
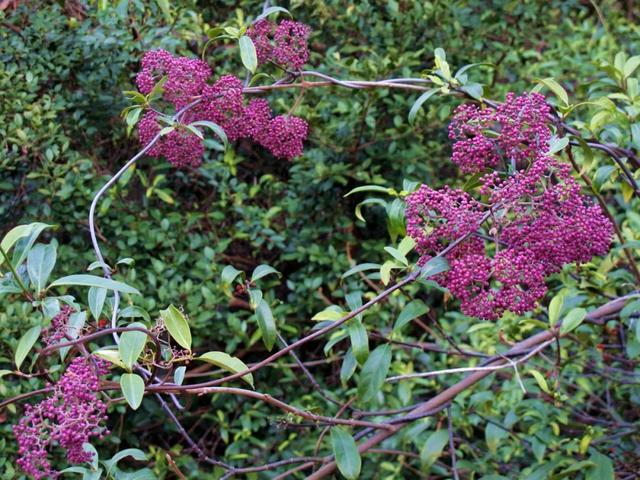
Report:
159,305,192,351
15,326,41,370
49,275,140,295
239,35,258,73
120,373,145,410
198,351,254,387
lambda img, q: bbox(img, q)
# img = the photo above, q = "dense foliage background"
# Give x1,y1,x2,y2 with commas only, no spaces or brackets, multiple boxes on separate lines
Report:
1,1,639,479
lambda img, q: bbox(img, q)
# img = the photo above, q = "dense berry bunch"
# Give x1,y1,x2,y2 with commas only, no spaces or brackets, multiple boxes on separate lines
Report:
448,92,551,173
136,49,211,108
405,185,485,262
135,47,310,166
259,115,309,159
247,19,311,69
407,93,613,320
13,357,109,479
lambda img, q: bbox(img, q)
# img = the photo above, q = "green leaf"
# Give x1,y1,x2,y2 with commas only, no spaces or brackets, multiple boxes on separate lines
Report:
0,223,51,268
408,88,438,124
485,422,509,454
384,246,408,266
548,136,569,155
344,185,394,197
312,306,345,321
174,366,186,385
119,306,151,323
380,260,396,286
120,373,145,410
103,448,147,474
386,198,405,241
340,349,357,385
155,0,172,23
9,223,53,269
255,300,276,350
560,307,587,335
221,265,244,284
248,288,263,310
159,305,192,351
397,236,416,256
623,55,640,78
586,451,614,480
15,326,41,370
49,275,140,295
357,344,392,403
125,106,143,135
454,62,494,79
528,369,551,394
330,427,361,480
27,243,56,292
189,120,228,147
593,165,616,191
250,264,281,283
354,197,387,223
255,6,291,21
535,77,569,106
548,294,564,326
93,348,127,369
341,263,381,280
239,35,258,73
119,323,148,371
88,287,107,321
349,318,369,365
198,351,254,387
87,260,111,272
393,300,429,332
420,429,449,469
420,256,449,278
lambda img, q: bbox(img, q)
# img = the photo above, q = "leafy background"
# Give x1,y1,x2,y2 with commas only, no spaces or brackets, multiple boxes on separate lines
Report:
1,0,639,478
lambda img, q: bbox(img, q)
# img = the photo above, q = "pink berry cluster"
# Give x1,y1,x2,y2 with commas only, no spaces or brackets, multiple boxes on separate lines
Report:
406,93,613,320
42,305,75,346
13,357,109,479
135,21,311,168
448,93,551,173
247,19,311,69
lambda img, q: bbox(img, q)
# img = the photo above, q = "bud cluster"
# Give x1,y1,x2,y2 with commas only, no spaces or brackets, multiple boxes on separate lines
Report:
13,357,109,479
135,19,312,168
406,93,613,319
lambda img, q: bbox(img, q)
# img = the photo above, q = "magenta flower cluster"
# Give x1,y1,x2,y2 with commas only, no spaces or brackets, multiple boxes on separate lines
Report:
42,305,75,346
13,357,109,479
135,19,312,168
247,19,311,69
407,93,613,320
448,93,551,173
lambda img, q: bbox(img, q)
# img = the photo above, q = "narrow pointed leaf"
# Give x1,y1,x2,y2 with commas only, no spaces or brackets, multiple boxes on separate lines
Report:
357,344,392,403
15,326,41,370
255,300,276,350
49,275,140,295
198,351,254,387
